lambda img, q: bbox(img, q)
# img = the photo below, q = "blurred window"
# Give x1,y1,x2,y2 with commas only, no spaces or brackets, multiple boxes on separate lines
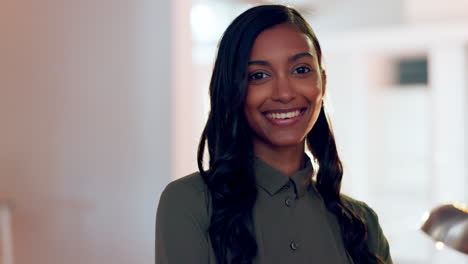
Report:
397,57,428,85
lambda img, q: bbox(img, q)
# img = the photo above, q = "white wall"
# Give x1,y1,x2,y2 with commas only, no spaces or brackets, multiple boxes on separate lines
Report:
308,0,405,33
0,0,172,263
405,0,468,23
321,23,468,264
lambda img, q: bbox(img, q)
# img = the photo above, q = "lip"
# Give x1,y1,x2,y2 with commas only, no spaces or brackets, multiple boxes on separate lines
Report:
263,107,307,126
262,107,305,114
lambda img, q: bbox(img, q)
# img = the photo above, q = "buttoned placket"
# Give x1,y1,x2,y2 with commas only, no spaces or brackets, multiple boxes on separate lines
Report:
282,180,302,253
253,155,315,259
282,181,296,208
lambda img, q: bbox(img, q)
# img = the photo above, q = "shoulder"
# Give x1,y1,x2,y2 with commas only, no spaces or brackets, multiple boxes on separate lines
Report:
340,194,393,263
158,172,210,210
157,172,211,227
161,172,209,198
340,194,381,235
156,172,213,263
340,194,378,220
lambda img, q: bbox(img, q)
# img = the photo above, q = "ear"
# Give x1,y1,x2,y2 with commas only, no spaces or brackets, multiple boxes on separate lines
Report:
321,69,327,95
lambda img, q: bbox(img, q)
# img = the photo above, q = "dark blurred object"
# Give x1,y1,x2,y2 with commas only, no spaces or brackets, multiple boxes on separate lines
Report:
397,58,428,85
421,203,468,254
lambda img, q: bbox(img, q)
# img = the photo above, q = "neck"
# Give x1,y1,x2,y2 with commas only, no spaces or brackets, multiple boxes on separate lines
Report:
253,140,305,176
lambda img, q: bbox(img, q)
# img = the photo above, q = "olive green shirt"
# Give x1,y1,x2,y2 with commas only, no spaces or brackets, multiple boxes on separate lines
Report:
156,157,392,263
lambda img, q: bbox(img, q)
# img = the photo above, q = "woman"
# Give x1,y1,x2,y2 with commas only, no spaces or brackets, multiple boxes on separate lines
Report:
156,4,392,264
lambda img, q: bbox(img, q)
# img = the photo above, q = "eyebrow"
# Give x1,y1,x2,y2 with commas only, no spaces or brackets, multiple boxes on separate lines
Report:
248,52,315,66
289,52,315,62
247,60,270,66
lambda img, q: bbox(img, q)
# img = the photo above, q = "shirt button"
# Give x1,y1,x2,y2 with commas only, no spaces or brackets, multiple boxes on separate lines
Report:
290,241,299,250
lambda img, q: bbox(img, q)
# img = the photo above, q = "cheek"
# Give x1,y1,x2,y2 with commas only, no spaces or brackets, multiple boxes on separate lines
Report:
244,94,255,112
243,90,259,124
244,86,269,112
297,72,323,95
298,82,323,103
244,87,269,135
244,94,256,119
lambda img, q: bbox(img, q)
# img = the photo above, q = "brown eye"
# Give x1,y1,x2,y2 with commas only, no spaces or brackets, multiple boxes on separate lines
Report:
249,72,269,81
293,66,311,74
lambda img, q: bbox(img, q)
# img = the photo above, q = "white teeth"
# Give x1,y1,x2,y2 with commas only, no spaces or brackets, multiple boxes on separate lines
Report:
267,110,301,120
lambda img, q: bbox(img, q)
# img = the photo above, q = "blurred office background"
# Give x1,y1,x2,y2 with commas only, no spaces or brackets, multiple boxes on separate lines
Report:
0,0,467,263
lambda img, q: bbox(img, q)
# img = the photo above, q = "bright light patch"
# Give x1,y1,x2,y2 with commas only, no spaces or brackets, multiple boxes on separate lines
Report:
190,4,219,43
435,241,445,250
421,211,430,222
453,202,468,213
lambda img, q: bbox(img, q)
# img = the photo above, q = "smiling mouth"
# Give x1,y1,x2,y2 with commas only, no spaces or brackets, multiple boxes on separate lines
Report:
264,108,306,120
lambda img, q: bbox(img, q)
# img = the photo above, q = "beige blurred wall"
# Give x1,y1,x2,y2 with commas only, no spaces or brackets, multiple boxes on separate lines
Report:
0,0,172,263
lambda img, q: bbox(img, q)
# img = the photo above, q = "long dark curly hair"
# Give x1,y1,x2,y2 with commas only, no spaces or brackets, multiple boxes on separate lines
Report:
197,4,385,264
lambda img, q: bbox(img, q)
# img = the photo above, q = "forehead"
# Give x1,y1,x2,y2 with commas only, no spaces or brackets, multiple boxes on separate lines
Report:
249,23,316,60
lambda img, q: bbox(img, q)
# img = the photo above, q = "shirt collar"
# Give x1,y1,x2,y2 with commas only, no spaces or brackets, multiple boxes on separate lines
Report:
254,155,314,197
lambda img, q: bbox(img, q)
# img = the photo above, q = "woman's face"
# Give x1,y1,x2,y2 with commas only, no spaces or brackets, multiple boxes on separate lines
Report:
244,23,325,150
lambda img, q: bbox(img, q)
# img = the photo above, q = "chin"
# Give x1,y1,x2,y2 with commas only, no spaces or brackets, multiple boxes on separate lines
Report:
268,136,305,148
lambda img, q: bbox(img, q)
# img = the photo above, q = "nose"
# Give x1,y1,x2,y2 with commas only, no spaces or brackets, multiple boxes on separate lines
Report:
271,74,296,103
